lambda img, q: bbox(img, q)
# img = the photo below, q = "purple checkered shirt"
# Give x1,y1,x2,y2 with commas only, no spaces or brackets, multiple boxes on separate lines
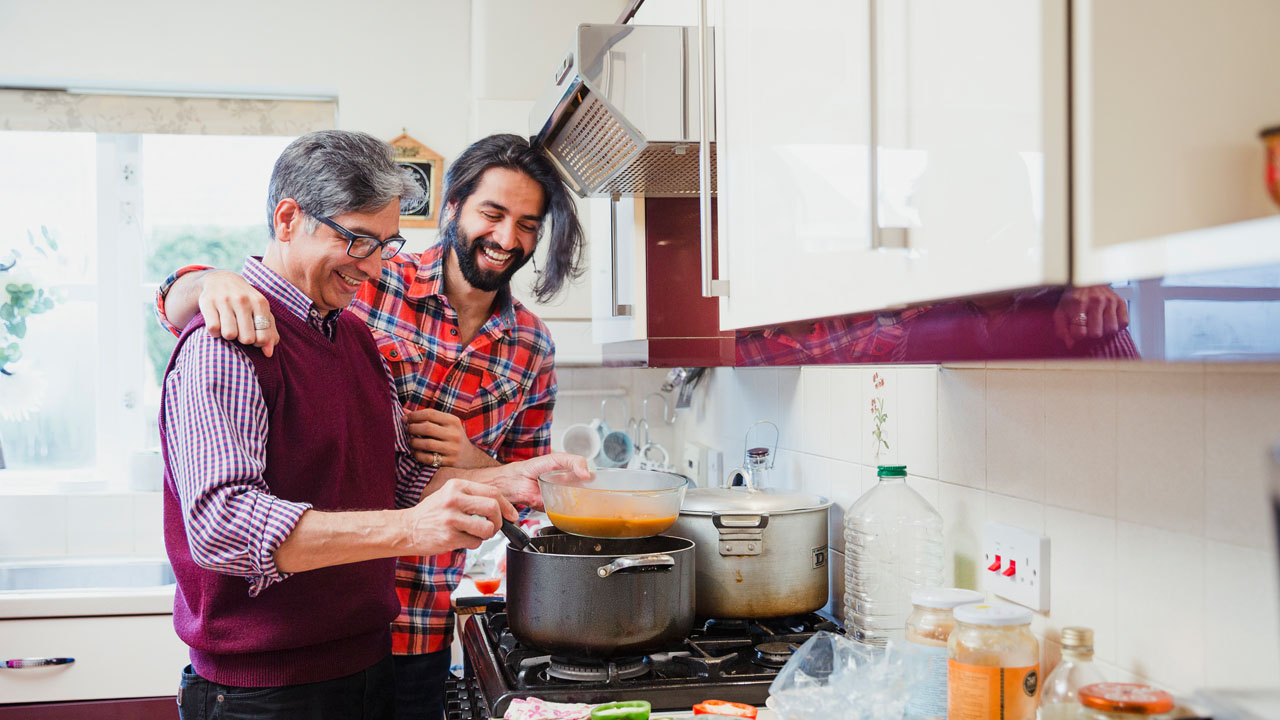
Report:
162,256,432,597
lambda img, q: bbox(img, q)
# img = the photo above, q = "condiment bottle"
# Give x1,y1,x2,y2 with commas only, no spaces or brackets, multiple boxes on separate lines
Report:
905,588,985,719
948,603,1040,720
1039,627,1105,720
1077,683,1175,720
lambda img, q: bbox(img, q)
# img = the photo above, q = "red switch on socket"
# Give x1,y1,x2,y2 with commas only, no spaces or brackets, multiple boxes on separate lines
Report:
1003,559,1017,577
988,555,1002,572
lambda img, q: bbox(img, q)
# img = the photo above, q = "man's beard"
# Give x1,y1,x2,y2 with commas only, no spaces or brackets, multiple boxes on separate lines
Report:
442,215,531,292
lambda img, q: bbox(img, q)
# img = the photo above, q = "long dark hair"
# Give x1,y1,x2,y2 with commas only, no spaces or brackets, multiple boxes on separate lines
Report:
442,134,584,302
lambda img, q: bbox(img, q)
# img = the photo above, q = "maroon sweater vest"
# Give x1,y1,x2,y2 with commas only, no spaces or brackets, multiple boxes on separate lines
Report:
161,293,400,687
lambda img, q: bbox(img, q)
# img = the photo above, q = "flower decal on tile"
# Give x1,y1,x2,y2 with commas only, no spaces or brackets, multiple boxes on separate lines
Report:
871,372,888,455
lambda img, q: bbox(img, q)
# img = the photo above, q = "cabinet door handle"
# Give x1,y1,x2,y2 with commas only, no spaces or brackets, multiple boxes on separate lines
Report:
609,193,632,317
699,0,728,298
3,657,75,669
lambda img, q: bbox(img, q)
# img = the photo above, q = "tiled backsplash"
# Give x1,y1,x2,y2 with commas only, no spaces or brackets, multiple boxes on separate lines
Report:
0,492,164,558
675,362,1280,694
6,361,1277,695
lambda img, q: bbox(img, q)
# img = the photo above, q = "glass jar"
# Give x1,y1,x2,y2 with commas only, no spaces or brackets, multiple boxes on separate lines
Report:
1039,627,1105,720
948,603,1040,720
1078,683,1175,720
905,588,985,719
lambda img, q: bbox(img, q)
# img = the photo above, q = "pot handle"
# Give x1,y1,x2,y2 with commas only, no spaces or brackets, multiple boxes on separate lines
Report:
712,513,770,530
596,554,675,578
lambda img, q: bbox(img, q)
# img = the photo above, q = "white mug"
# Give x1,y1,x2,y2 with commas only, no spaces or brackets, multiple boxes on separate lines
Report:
562,418,605,461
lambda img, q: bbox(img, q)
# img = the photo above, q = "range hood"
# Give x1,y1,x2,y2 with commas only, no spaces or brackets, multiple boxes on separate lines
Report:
529,24,715,198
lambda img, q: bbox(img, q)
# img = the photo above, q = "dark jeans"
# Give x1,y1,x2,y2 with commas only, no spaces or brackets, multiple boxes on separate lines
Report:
392,650,452,720
177,655,395,720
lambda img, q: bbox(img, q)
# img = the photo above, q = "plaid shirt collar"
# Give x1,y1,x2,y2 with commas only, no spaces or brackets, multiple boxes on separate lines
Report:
242,256,341,339
403,243,518,337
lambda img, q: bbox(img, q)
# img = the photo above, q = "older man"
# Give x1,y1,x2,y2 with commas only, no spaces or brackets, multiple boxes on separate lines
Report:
162,130,582,720
156,133,586,720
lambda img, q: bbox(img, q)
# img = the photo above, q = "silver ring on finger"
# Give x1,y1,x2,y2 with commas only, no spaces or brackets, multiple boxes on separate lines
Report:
1074,313,1089,327
253,315,271,331
431,452,442,469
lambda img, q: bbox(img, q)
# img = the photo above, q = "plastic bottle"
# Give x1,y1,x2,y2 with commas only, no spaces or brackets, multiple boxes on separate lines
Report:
1039,627,1106,720
844,464,945,646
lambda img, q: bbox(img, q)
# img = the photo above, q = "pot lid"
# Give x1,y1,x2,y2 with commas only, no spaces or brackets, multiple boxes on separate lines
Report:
680,486,831,515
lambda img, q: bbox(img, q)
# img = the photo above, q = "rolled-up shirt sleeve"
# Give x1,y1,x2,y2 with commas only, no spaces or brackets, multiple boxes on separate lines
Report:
154,264,214,337
164,331,311,596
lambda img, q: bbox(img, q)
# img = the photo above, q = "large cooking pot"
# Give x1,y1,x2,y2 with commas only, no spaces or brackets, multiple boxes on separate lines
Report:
669,485,831,619
506,533,695,658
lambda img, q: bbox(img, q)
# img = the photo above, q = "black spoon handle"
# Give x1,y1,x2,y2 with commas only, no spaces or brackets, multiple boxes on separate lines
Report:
501,518,539,553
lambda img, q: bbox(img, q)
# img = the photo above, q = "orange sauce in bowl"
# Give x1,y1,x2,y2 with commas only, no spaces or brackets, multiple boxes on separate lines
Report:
545,511,678,538
473,577,502,595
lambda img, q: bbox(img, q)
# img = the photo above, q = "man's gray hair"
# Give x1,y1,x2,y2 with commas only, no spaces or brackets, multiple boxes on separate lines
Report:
266,130,424,238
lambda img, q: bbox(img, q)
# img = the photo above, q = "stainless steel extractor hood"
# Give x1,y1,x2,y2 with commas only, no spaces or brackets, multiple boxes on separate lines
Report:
529,23,715,198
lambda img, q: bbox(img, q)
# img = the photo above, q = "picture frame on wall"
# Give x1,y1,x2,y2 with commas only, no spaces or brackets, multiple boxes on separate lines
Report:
389,131,444,228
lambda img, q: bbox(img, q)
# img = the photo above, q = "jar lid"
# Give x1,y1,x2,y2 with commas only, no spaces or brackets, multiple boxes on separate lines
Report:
1060,626,1094,650
953,602,1033,627
877,465,907,478
1261,124,1280,138
910,588,985,610
680,486,832,515
1079,683,1175,715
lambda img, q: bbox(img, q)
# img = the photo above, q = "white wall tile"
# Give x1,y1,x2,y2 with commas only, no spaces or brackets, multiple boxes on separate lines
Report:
827,460,862,554
801,367,835,459
738,368,782,440
905,474,941,511
1203,540,1280,686
67,493,135,556
1045,507,1118,664
1204,371,1280,549
133,492,165,555
862,367,899,466
985,370,1046,503
938,482,987,591
1116,522,1205,692
1115,371,1205,535
828,367,863,464
898,367,939,479
0,494,67,557
938,369,986,490
777,369,804,454
1044,370,1118,517
986,493,1045,534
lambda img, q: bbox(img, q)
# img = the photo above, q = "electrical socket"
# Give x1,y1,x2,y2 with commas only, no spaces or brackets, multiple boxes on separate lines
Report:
982,522,1050,612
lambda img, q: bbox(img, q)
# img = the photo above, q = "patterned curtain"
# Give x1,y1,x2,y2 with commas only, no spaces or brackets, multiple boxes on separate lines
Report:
0,89,336,135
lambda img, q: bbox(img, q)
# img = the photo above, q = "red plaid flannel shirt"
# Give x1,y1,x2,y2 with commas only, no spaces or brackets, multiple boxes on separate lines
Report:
156,243,556,655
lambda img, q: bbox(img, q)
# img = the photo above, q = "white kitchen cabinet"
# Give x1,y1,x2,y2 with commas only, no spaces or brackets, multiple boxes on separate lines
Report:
0,614,187,704
713,0,882,330
713,0,1279,331
1072,0,1280,285
589,196,647,346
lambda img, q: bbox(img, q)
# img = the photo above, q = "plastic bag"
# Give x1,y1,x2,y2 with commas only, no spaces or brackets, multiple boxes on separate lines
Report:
766,631,926,720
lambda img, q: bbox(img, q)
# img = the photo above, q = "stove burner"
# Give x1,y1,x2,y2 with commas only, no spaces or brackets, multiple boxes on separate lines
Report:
752,641,799,668
545,656,649,683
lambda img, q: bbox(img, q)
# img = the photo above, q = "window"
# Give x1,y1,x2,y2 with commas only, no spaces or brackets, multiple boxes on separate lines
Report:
0,90,333,489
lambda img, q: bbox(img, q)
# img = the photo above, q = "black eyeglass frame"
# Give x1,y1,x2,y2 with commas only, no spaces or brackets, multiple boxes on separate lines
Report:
310,213,407,260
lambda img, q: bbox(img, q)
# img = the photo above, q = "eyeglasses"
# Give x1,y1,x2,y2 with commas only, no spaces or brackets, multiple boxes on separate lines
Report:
311,214,406,260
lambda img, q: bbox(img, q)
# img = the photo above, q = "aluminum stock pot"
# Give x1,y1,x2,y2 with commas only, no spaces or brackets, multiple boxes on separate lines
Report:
506,533,695,658
669,486,831,619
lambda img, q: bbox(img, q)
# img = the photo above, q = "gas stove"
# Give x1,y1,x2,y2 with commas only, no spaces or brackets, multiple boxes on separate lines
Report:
450,600,841,720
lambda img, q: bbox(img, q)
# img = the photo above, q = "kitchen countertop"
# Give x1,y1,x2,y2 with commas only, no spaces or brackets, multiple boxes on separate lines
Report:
0,584,175,619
